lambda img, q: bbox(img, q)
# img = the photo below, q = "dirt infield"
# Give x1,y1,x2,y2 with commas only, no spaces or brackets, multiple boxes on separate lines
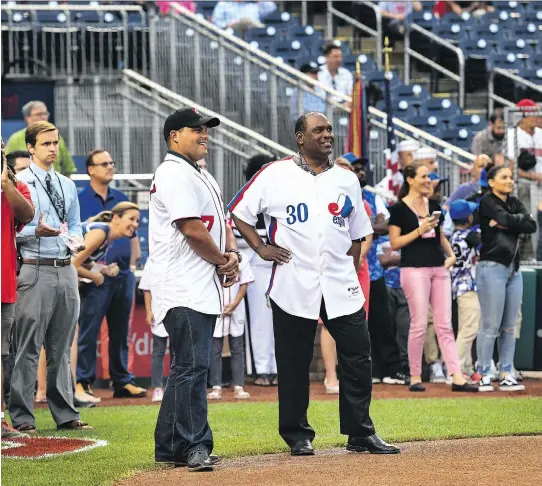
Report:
33,379,542,408
116,435,542,486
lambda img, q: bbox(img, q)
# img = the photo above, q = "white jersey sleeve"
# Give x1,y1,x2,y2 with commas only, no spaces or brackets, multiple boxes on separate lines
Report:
157,162,202,227
350,185,374,241
228,165,270,226
237,258,255,286
375,194,390,220
138,261,150,291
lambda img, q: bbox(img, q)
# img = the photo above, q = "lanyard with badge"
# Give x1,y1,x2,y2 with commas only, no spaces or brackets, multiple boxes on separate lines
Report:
29,168,77,250
408,199,436,239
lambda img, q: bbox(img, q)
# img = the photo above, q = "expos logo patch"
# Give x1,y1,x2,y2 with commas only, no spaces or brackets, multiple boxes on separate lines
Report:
328,194,353,227
2,436,108,460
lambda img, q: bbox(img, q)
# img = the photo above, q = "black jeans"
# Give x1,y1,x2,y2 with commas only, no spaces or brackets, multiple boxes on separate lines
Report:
368,278,403,378
154,306,217,461
271,299,375,447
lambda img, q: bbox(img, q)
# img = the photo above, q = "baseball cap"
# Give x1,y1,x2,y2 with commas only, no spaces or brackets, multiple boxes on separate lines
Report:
300,61,320,74
429,172,449,185
479,168,488,188
413,146,437,161
449,199,478,220
163,107,220,141
516,98,538,113
342,152,362,165
397,140,420,152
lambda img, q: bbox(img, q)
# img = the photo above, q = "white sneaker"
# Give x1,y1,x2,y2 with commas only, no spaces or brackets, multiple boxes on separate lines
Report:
372,377,382,384
490,360,499,381
499,374,525,392
207,386,222,400
151,387,164,402
478,375,494,392
429,362,446,384
233,386,251,400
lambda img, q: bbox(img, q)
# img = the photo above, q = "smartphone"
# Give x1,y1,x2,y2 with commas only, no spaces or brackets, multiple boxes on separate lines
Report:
431,211,442,219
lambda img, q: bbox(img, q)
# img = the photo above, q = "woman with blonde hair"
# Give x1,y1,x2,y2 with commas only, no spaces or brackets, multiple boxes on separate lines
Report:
72,201,145,403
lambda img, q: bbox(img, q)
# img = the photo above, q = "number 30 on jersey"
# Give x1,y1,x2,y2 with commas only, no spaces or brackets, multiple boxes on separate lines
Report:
286,203,308,225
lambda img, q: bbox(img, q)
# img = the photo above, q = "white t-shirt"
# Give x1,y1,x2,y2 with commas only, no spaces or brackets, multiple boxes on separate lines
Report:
138,261,168,338
148,151,227,325
229,156,373,320
506,126,542,182
213,258,255,338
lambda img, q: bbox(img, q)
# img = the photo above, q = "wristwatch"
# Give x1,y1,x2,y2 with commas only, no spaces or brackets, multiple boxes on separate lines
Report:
225,249,242,263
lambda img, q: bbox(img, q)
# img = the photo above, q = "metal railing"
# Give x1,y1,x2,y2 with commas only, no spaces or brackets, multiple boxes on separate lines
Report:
404,23,466,109
1,3,148,79
489,68,542,113
55,69,295,203
4,2,475,188
325,1,383,70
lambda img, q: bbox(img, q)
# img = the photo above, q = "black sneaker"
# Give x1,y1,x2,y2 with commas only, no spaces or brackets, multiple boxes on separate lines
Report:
156,454,221,467
186,445,214,472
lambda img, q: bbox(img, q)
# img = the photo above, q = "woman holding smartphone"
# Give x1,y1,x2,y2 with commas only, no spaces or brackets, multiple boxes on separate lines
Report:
476,166,537,392
389,163,478,392
72,201,141,402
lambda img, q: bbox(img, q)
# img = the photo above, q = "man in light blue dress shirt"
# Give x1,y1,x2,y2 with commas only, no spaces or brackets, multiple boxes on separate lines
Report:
9,121,92,433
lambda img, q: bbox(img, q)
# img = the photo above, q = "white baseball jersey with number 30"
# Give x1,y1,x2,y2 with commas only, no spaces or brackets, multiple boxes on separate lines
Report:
148,150,226,325
229,157,373,320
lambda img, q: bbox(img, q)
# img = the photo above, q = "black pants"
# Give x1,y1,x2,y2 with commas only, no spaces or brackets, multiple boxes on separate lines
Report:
270,299,375,447
368,278,403,378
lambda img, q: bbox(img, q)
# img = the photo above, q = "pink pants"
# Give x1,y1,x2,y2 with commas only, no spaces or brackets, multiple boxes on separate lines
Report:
400,266,461,377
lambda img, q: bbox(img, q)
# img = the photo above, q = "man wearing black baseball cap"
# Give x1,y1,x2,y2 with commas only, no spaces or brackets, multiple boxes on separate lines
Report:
150,107,239,471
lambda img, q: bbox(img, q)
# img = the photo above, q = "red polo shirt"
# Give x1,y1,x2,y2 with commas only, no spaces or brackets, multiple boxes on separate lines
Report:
1,181,33,303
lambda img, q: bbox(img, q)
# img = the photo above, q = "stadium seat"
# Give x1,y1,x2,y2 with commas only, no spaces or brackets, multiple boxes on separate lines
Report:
521,7,542,27
261,10,298,27
420,98,462,120
460,38,492,59
509,23,541,45
432,22,466,44
71,10,101,23
520,68,542,84
526,54,542,70
364,70,402,90
342,54,376,74
449,114,488,132
376,99,417,119
245,26,278,44
487,53,525,72
405,11,435,30
471,21,504,47
36,10,68,24
287,25,321,41
498,38,534,58
439,127,474,150
494,1,525,18
392,84,431,104
405,115,441,134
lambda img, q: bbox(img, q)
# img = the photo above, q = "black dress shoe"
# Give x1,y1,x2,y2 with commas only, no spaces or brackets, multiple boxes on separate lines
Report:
451,382,479,393
346,434,400,454
156,454,222,467
409,382,426,392
290,439,315,456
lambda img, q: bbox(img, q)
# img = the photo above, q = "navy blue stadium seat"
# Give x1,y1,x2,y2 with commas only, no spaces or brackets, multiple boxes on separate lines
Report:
460,38,492,59
245,26,278,43
342,54,376,74
262,10,298,26
420,98,462,120
405,115,441,134
471,21,504,47
449,114,487,131
36,10,68,24
364,70,401,89
196,1,217,19
405,11,435,30
439,128,474,150
376,99,417,119
526,53,542,69
488,53,526,72
392,84,431,104
269,39,307,59
432,22,466,44
520,68,542,84
498,38,534,57
71,10,101,23
510,23,541,44
287,25,321,41
521,7,542,26
494,1,525,17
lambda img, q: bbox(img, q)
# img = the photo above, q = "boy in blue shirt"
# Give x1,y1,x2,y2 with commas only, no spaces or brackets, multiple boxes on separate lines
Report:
449,199,482,381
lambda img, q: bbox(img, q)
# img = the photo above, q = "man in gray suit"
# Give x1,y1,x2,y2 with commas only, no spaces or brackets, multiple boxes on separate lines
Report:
9,121,91,433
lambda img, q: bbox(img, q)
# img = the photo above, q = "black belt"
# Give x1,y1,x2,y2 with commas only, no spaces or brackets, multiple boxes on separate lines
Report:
22,258,71,267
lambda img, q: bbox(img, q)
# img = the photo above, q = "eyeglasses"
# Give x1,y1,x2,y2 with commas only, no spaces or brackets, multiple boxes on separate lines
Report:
91,161,115,168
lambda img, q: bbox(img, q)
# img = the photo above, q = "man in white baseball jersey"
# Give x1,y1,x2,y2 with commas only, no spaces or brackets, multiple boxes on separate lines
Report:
150,107,240,472
229,112,400,456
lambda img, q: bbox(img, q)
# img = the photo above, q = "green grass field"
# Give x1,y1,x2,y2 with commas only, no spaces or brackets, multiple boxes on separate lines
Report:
3,397,542,486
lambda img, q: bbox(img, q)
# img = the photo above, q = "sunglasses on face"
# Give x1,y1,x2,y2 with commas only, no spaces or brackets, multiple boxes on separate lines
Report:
91,161,115,168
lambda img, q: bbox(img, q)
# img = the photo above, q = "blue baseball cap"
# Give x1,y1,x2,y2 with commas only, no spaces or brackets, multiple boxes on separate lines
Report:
479,169,488,188
429,172,449,185
342,152,369,166
449,199,478,220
